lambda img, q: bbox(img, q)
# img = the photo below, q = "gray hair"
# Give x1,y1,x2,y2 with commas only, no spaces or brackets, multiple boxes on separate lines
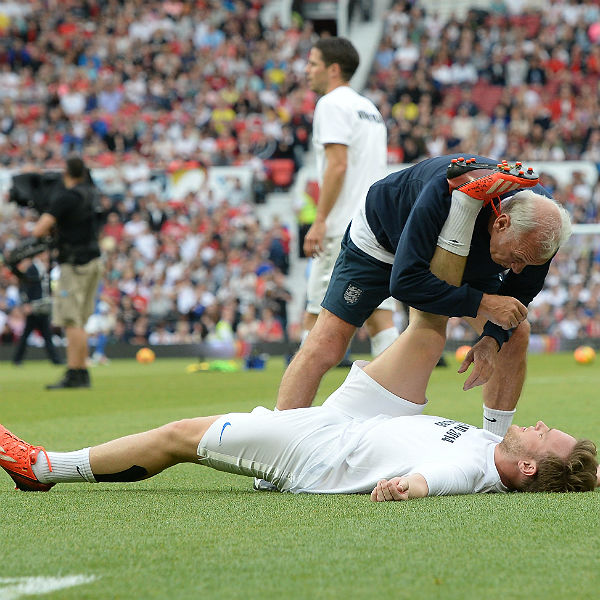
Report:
501,190,572,260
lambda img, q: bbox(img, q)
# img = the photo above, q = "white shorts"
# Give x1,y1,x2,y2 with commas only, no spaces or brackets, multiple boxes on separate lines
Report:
196,362,425,493
306,235,395,315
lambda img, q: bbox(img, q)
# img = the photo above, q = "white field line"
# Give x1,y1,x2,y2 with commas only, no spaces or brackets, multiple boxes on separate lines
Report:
0,575,97,599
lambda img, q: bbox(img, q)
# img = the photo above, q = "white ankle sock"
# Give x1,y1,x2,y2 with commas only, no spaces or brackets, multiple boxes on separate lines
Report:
437,190,482,256
370,326,399,357
32,448,96,484
483,405,516,437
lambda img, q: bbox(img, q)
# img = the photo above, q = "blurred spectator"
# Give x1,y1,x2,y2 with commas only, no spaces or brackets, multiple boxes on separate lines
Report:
86,299,116,365
236,305,261,344
257,306,284,343
11,253,62,366
0,0,312,181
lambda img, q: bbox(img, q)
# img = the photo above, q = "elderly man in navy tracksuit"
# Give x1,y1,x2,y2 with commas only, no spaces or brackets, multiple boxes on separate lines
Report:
277,154,572,437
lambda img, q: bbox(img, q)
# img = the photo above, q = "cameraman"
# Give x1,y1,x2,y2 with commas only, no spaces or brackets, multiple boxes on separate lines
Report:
31,155,103,389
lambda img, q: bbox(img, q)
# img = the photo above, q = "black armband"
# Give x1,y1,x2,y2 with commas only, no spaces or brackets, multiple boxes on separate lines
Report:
477,322,512,351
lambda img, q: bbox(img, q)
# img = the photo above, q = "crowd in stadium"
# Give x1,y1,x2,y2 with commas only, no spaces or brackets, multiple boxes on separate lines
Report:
0,0,314,172
0,0,600,359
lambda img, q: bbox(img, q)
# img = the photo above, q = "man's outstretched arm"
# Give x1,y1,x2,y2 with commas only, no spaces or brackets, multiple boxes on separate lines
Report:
370,474,429,502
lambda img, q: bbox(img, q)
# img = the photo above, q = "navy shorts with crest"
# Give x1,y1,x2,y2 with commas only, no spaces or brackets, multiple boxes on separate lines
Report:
321,229,393,327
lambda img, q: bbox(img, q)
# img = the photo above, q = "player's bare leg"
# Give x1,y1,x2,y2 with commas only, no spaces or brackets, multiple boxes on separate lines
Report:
480,320,529,411
302,311,318,334
89,416,221,479
276,309,356,410
0,416,221,491
430,246,468,288
364,308,446,404
364,246,466,401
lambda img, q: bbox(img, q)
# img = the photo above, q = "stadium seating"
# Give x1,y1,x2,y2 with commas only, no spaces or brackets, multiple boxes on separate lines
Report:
264,159,296,189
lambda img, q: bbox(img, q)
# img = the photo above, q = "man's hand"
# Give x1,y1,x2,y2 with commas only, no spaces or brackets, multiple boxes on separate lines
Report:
371,477,411,501
458,336,499,390
370,474,428,501
303,220,326,257
478,293,527,330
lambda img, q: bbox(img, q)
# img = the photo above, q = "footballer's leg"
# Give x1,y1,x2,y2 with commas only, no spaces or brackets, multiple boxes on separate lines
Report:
89,416,221,480
0,416,220,490
359,242,468,402
361,217,473,402
463,314,529,436
363,308,447,403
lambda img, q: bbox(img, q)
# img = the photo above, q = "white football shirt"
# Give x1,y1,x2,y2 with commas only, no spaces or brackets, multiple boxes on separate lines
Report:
313,86,387,237
290,414,508,496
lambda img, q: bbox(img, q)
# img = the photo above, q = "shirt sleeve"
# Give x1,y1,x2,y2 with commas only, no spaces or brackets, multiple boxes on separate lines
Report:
412,462,480,497
389,180,484,317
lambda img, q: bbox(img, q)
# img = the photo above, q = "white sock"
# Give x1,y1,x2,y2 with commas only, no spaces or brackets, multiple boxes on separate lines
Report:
437,190,482,256
300,329,310,346
370,326,399,357
483,405,516,437
32,448,97,484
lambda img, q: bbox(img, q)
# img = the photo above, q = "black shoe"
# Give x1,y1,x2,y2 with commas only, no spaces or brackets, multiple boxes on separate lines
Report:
435,355,448,368
79,369,91,387
46,369,90,389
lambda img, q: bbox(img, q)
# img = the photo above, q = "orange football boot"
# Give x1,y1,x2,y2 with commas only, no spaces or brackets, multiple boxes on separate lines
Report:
0,424,54,491
447,157,539,209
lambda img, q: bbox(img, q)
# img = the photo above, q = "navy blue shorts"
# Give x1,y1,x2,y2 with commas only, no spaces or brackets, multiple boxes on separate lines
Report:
321,230,393,327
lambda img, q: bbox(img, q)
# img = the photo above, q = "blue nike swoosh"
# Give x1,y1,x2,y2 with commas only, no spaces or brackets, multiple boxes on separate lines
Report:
219,421,231,445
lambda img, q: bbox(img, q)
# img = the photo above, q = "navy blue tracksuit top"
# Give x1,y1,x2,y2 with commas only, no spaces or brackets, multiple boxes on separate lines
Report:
362,155,552,347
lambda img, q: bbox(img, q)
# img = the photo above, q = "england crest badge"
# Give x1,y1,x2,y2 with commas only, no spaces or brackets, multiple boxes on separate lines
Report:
343,283,362,305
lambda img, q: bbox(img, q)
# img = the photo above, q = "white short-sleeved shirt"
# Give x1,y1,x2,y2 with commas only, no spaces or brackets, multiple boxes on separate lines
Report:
313,86,387,238
324,414,506,496
198,363,508,497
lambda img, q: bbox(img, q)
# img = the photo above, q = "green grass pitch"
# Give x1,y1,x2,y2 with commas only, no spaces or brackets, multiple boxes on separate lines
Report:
1,353,599,599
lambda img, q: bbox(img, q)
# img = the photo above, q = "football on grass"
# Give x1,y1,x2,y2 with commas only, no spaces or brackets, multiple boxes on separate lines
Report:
455,345,472,362
574,345,595,365
136,347,156,364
